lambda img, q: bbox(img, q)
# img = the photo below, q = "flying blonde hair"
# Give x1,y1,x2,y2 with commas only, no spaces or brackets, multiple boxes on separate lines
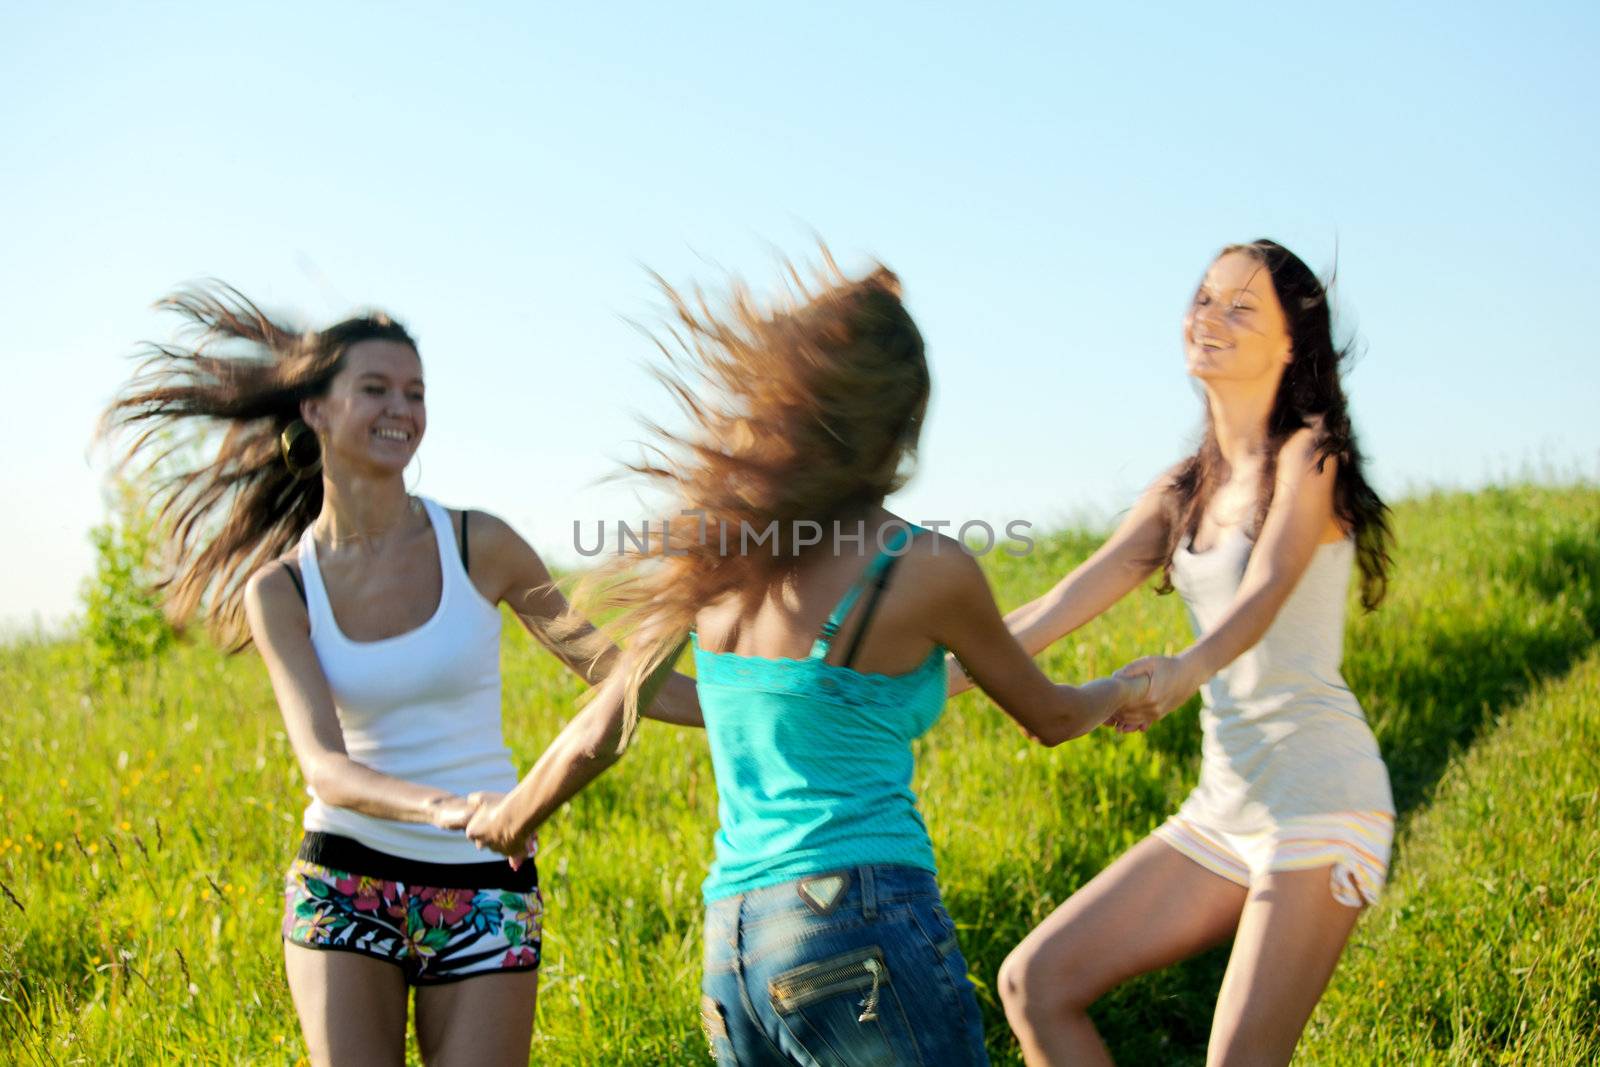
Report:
553,249,930,742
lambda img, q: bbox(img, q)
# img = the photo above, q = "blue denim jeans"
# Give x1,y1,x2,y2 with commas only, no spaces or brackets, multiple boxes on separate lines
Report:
701,865,989,1066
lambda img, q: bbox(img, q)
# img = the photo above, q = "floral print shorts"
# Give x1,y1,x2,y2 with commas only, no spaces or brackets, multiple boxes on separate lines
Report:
283,832,542,986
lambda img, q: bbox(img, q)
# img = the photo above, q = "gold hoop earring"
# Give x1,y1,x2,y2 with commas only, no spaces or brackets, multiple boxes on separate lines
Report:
406,453,423,494
280,419,323,480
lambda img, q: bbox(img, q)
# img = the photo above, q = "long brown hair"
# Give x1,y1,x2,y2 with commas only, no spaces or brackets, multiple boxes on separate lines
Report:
560,250,930,738
1155,240,1392,609
98,283,419,649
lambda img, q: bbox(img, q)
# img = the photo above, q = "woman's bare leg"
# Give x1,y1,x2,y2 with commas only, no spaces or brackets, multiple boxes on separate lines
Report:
1207,865,1363,1066
414,971,538,1067
1000,834,1249,1066
284,942,409,1067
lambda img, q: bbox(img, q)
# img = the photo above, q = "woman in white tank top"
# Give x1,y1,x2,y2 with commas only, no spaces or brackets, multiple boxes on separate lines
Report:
103,286,699,1066
954,241,1396,1065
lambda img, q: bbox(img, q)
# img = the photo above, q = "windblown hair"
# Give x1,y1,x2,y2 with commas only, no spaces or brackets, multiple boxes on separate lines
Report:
559,251,930,739
1155,239,1392,609
98,283,419,649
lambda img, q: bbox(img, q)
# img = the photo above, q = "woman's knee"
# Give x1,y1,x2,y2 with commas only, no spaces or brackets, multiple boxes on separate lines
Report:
999,927,1099,1019
997,945,1038,1015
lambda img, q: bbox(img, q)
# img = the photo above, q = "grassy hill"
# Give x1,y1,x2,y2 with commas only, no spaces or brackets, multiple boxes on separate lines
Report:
1,484,1595,1064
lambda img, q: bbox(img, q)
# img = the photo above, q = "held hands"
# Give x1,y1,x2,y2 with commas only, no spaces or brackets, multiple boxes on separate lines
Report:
462,792,538,871
425,793,483,832
426,791,535,870
1108,654,1201,732
1094,672,1154,733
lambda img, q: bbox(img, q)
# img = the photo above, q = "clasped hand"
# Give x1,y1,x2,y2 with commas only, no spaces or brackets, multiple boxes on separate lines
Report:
1105,654,1197,733
428,791,534,870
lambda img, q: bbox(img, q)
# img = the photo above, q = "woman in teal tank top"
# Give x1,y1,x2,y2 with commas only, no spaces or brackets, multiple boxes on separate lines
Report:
464,255,1148,1065
694,523,945,902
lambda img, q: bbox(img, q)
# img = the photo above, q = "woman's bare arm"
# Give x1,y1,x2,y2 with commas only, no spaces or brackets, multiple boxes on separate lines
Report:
948,470,1173,694
466,510,702,727
464,642,682,855
1115,430,1342,720
922,541,1147,742
244,565,475,828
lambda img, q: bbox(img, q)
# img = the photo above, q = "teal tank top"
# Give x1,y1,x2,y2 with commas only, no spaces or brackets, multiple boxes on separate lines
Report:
693,526,948,902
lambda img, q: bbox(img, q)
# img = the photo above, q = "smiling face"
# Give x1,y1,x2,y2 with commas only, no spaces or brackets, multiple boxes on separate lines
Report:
302,339,425,477
1182,249,1293,385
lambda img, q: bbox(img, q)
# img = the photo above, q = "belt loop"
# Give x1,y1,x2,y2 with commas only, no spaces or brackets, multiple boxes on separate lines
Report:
731,893,749,966
860,865,877,922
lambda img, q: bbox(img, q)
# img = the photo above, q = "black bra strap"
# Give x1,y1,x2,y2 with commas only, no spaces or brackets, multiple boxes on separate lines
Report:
460,510,470,572
280,561,306,606
838,553,904,670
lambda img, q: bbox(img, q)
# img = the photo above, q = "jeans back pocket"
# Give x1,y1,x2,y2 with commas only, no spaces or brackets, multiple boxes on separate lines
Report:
768,945,917,1066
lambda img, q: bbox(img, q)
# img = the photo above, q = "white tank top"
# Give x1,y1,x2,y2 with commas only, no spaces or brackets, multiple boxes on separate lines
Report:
296,496,519,863
1169,526,1394,832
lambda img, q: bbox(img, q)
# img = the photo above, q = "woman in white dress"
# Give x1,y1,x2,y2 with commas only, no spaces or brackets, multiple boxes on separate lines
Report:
955,240,1395,1065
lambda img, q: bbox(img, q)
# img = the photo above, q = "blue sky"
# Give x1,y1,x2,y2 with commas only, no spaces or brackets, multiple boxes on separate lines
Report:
3,1,1596,630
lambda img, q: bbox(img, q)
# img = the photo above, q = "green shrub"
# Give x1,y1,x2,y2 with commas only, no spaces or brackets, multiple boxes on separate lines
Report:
80,476,175,676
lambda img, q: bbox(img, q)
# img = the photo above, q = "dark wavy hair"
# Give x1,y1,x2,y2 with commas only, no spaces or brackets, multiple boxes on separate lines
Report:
1155,240,1392,609
98,283,419,648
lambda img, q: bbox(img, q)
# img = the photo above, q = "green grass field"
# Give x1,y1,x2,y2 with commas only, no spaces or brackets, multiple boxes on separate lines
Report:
3,484,1597,1065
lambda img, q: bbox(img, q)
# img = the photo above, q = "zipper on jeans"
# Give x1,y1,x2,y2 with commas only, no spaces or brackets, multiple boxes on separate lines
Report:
768,949,890,1019
857,958,883,1022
